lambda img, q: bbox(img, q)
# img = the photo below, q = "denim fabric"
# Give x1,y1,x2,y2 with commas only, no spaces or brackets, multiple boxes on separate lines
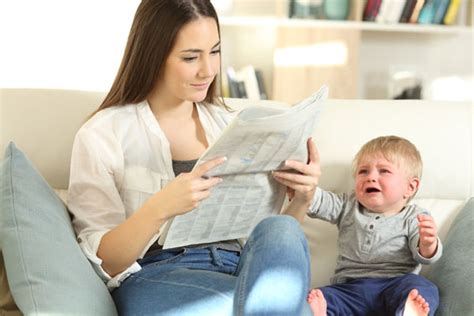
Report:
112,215,312,316
319,274,439,316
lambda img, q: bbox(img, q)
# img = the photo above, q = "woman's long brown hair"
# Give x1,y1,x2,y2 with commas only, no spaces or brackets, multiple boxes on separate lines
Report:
93,0,224,116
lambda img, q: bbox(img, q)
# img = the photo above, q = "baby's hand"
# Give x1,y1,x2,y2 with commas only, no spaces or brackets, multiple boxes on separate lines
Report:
417,214,438,258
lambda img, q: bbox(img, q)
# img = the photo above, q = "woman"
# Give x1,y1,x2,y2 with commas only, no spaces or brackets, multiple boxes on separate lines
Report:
68,0,319,314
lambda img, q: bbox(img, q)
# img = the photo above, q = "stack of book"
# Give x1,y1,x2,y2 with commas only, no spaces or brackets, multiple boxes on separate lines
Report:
223,65,268,100
363,0,462,25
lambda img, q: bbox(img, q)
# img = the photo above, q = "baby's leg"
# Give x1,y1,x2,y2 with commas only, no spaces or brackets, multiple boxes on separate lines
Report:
381,274,439,316
403,289,430,316
307,289,327,316
314,281,371,315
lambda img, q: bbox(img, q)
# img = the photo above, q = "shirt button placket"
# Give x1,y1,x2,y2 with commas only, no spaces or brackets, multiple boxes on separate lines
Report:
363,221,375,252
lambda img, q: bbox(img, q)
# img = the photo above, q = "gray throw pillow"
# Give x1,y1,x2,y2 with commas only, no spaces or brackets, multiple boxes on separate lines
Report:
428,197,474,316
0,143,117,315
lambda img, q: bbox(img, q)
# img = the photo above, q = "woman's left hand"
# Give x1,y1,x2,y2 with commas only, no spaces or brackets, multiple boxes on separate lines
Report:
272,138,321,210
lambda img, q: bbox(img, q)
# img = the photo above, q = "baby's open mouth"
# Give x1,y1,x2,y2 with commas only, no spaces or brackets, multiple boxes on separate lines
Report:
366,187,381,193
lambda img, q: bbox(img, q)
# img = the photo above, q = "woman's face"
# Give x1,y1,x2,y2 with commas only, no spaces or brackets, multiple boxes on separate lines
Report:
157,17,220,104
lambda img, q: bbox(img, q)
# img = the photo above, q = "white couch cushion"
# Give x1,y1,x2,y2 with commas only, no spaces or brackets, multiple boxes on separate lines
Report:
0,89,104,189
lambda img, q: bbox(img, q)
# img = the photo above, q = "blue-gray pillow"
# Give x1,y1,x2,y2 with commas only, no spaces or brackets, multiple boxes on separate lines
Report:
0,143,117,315
428,198,474,316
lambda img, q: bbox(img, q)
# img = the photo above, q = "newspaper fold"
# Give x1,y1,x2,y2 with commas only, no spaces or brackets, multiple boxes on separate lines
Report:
160,85,328,249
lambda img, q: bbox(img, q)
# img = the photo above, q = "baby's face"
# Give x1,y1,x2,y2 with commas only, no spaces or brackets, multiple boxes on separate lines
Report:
354,154,416,216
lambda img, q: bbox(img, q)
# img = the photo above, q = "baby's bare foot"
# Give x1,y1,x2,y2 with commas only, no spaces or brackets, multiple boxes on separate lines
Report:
307,289,327,316
403,289,430,316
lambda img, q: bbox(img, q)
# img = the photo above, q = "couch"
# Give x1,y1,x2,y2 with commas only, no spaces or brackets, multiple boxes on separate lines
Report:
0,88,472,315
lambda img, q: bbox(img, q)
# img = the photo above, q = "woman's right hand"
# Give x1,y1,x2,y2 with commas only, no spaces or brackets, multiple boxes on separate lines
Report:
146,156,226,221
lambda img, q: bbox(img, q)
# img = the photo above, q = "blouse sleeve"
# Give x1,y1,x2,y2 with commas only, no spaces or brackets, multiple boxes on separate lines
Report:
67,127,141,288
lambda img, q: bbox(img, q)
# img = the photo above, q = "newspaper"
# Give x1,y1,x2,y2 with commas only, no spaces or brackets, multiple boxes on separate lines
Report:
160,85,328,249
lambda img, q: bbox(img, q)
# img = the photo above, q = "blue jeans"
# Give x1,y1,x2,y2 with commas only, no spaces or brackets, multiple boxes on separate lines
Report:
319,274,439,316
112,215,313,315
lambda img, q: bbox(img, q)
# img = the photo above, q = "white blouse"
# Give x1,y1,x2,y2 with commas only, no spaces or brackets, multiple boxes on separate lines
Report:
67,100,235,288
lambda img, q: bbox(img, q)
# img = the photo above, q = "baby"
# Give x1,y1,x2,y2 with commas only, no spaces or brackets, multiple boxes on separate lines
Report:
306,136,442,316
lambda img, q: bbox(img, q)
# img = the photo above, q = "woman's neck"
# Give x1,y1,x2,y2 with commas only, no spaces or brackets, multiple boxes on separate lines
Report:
147,89,194,120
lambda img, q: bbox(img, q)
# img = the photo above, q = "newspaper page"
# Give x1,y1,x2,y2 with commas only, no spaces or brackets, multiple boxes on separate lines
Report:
160,86,328,249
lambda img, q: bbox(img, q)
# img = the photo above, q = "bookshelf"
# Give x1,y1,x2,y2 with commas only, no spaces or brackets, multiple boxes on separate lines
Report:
217,1,473,101
220,0,473,27
220,16,472,34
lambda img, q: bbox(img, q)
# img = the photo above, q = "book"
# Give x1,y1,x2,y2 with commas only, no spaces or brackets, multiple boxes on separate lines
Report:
236,81,247,99
237,65,261,100
226,67,238,98
376,0,407,23
432,0,451,24
400,0,418,22
255,69,268,100
159,86,328,249
443,0,461,25
363,0,383,21
385,0,408,23
418,0,436,24
226,66,267,100
226,67,246,99
376,0,393,23
409,0,426,23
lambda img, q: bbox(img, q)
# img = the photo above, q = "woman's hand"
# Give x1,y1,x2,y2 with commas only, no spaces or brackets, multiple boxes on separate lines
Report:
273,138,321,222
145,157,226,221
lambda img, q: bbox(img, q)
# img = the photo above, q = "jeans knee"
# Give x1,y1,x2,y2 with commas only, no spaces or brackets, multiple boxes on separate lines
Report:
256,214,300,232
253,215,306,245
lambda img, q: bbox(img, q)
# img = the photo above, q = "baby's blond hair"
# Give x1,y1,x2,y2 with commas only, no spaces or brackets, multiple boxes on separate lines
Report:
352,136,423,180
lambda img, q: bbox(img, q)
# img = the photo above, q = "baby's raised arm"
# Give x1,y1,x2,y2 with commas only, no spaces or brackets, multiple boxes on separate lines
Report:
417,214,439,258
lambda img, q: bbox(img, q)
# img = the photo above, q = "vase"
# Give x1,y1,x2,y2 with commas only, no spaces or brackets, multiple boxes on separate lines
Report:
323,0,350,20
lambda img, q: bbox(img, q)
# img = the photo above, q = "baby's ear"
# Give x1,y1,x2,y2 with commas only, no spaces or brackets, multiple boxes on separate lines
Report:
405,177,420,199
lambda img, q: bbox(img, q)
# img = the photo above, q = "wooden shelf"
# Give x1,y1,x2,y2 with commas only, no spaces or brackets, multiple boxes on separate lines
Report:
219,13,472,101
220,16,473,35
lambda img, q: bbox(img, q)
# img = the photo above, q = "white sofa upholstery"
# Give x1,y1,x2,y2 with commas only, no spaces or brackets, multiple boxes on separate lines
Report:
1,88,472,311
